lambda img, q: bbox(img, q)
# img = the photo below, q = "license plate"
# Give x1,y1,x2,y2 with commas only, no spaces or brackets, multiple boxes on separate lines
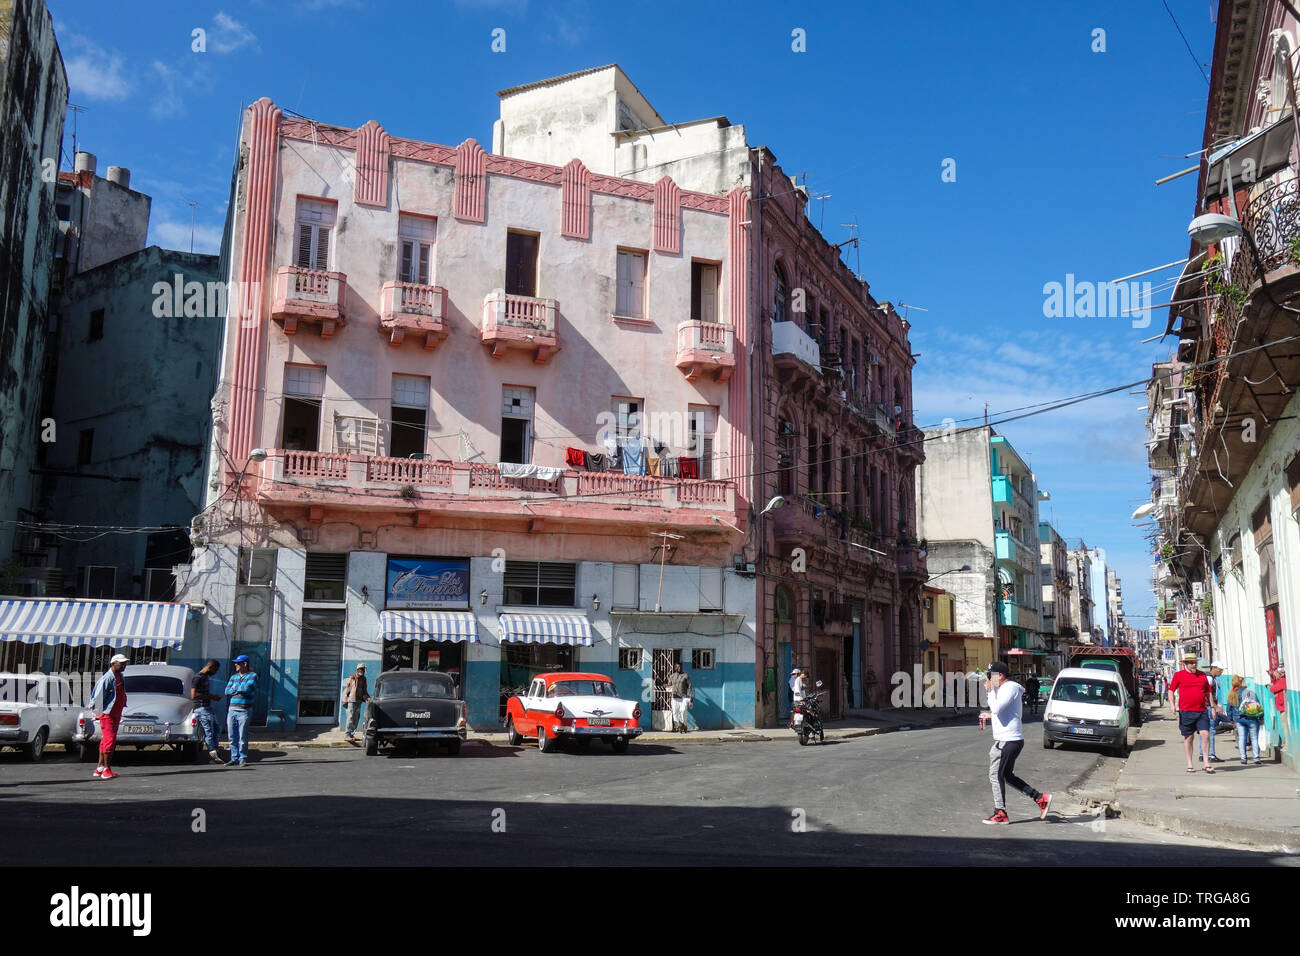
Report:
1068,726,1094,735
122,723,153,735
793,713,804,723
586,718,611,726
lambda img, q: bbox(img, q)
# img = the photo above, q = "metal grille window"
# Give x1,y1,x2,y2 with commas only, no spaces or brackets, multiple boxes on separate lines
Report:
619,647,643,670
304,552,348,603
692,648,715,670
503,561,576,607
299,609,344,720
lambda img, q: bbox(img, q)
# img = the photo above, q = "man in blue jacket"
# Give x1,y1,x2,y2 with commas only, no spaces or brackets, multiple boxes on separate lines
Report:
87,654,130,779
225,655,258,767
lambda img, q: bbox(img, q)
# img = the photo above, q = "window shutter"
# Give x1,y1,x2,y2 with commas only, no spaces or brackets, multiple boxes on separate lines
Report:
417,244,430,285
616,252,632,316
314,227,330,271
699,567,723,610
613,564,638,609
700,265,718,322
296,224,313,269
629,253,645,318
401,241,414,283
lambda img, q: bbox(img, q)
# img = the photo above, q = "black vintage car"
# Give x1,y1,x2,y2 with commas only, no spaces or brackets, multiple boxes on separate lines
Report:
364,670,467,756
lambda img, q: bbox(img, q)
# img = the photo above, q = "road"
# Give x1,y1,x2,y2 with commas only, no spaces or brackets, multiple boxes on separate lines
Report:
2,718,1291,866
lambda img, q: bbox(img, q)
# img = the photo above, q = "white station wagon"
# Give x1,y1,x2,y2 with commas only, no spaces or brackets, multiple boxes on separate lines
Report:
0,672,81,761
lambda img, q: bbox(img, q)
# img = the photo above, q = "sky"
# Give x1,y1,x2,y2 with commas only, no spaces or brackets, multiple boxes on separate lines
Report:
44,0,1220,628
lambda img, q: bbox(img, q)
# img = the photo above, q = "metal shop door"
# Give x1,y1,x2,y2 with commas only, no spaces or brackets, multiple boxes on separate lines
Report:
299,610,344,724
651,647,682,731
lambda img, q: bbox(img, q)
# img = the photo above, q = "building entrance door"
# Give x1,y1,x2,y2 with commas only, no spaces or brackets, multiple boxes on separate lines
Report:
651,647,681,730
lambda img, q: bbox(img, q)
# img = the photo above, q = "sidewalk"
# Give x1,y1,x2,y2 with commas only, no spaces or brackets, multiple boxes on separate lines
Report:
1097,707,1299,852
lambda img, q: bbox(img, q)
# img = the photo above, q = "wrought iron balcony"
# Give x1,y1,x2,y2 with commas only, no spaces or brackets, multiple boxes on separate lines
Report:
379,281,448,349
271,267,347,337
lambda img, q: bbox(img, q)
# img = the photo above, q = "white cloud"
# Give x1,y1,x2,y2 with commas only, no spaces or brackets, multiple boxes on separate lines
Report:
61,32,131,101
152,218,224,255
150,61,184,119
211,12,260,55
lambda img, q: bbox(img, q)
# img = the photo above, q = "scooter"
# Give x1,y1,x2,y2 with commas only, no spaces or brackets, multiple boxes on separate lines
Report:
791,682,826,745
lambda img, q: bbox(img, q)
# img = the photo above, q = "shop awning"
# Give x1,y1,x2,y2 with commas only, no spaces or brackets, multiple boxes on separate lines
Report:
499,612,593,646
0,599,188,648
378,609,478,643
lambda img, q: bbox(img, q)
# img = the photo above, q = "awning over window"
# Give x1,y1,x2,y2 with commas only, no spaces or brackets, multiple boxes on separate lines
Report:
378,610,478,643
1202,114,1296,200
0,600,188,649
499,613,593,646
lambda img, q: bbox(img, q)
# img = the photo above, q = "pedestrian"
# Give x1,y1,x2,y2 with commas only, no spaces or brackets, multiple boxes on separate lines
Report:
1226,675,1264,765
665,661,692,733
225,654,258,767
87,653,130,779
979,662,1052,824
1198,661,1226,763
1023,673,1039,716
342,664,369,740
1168,652,1214,773
790,668,808,705
1269,664,1287,752
191,659,224,763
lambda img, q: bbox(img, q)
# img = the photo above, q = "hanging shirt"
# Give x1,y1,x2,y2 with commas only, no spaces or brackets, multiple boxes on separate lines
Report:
678,457,700,480
622,436,646,475
564,447,586,468
584,453,608,473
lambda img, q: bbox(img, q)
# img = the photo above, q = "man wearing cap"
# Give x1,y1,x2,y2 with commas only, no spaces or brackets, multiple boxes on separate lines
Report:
225,655,258,767
87,654,130,779
979,662,1051,824
1168,652,1214,773
191,659,224,763
342,664,370,740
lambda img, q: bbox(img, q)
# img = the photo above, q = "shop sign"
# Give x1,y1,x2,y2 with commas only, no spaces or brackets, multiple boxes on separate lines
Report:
386,558,470,608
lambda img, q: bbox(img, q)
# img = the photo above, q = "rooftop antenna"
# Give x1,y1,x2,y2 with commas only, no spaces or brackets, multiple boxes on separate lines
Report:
67,104,87,164
185,201,198,253
896,302,930,321
809,189,832,231
839,217,861,276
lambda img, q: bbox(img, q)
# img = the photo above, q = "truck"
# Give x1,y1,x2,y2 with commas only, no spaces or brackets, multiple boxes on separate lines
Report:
1064,645,1142,728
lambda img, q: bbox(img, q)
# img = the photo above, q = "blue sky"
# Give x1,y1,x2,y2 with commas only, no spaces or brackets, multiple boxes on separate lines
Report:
46,0,1219,626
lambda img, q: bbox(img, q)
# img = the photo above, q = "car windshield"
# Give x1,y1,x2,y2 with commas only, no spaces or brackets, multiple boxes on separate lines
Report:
0,678,40,704
545,680,619,698
1052,678,1122,706
123,676,185,696
376,676,454,700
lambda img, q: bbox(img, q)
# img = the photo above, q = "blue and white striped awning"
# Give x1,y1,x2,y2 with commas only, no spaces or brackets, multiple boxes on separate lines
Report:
0,599,188,649
499,613,593,646
378,610,478,643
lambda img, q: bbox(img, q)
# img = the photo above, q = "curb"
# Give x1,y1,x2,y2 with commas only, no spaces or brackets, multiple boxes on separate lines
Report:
1111,799,1298,853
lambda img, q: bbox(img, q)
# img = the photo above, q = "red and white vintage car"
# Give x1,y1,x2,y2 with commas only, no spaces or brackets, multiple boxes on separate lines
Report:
504,672,642,753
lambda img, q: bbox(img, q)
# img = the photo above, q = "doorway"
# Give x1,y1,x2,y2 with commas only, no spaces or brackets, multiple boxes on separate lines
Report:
651,647,682,730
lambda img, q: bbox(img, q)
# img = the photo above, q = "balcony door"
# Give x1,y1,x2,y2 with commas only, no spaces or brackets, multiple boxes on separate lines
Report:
500,385,534,464
283,364,324,452
505,231,538,297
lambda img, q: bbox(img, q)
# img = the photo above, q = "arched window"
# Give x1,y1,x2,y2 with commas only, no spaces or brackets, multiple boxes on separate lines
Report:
773,263,788,324
775,586,793,622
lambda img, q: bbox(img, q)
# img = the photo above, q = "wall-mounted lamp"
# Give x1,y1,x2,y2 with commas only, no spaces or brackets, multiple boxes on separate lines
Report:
592,594,600,612
480,589,489,606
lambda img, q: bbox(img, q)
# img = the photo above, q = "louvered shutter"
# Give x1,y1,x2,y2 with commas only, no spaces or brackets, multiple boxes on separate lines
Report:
314,227,330,271
700,265,718,322
401,241,414,283
296,224,313,269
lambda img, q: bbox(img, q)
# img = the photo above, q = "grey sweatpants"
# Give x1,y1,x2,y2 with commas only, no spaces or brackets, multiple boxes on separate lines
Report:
989,739,1040,810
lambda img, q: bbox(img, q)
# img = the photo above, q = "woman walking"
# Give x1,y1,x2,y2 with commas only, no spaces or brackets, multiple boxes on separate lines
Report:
1226,675,1264,766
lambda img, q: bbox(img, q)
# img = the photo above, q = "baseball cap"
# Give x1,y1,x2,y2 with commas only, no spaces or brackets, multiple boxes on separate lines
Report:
1211,660,1225,669
232,654,250,663
109,654,129,664
987,662,1010,677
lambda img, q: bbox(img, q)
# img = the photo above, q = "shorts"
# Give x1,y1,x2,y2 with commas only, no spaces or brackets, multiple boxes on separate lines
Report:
99,713,122,753
1178,710,1210,737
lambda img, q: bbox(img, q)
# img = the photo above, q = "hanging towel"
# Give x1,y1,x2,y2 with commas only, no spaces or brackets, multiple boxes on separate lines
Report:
565,447,586,468
584,453,608,472
647,456,660,477
498,462,564,481
603,435,619,458
678,457,700,480
622,435,646,475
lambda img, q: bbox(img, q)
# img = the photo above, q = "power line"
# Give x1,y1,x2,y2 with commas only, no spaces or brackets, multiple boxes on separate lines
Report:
1161,0,1210,84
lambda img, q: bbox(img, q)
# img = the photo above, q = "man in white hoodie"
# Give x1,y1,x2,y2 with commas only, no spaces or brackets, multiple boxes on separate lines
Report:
980,661,1052,824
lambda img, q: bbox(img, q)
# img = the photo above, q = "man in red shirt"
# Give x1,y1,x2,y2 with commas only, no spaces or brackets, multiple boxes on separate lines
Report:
1168,652,1214,773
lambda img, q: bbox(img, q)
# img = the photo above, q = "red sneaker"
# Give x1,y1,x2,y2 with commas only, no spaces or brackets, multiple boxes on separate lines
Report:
99,769,119,779
1036,793,1053,819
982,809,1010,825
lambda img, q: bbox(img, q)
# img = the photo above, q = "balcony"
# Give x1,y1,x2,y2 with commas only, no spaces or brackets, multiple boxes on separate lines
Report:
994,530,1036,571
864,402,896,438
997,600,1039,631
894,424,924,462
481,291,559,363
771,495,883,564
271,266,347,337
896,544,926,579
255,450,734,528
379,282,448,349
675,321,735,382
992,475,1013,505
771,321,821,389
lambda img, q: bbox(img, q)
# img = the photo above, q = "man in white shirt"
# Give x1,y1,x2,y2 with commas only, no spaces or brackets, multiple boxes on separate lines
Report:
980,661,1052,825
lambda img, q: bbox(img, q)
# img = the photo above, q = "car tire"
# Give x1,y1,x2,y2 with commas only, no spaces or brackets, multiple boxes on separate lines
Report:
1043,736,1054,749
364,735,378,756
446,740,461,756
26,728,47,762
611,737,629,753
537,725,554,753
79,740,98,762
505,718,522,746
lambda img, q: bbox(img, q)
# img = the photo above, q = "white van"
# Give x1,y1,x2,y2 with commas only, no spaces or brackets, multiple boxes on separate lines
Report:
1042,666,1131,757
0,673,80,761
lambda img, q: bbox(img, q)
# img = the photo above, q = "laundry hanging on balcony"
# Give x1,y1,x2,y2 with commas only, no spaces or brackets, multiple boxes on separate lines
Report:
622,435,646,476
497,462,564,481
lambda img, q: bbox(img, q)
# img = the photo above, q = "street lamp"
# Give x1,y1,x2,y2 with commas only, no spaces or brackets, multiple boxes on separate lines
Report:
760,495,786,516
234,448,267,546
1131,502,1157,520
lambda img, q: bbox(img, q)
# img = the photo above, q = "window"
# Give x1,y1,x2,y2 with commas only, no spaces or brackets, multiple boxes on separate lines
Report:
616,249,647,319
688,405,717,480
283,364,325,451
613,398,642,456
821,435,831,497
691,261,720,323
295,199,336,271
503,561,576,607
304,552,347,603
699,567,722,611
773,264,788,323
391,374,429,458
505,231,538,297
88,308,104,342
501,386,534,464
692,648,715,670
613,563,638,610
778,421,795,496
77,429,94,467
56,202,71,220
398,214,436,285
619,647,643,670
926,600,935,624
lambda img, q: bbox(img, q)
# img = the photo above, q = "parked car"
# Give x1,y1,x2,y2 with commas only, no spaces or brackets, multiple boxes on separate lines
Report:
504,672,642,753
1042,666,1131,757
0,672,80,761
72,663,201,761
364,670,467,756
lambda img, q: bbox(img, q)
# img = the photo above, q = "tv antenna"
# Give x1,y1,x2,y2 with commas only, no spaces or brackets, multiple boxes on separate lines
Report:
837,217,861,276
896,302,930,321
67,104,87,164
185,201,198,252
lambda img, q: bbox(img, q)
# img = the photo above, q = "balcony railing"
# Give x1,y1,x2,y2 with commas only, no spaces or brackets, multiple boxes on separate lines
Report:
481,291,559,363
995,529,1036,570
255,450,734,525
675,321,736,382
271,266,347,337
379,281,448,349
771,321,821,372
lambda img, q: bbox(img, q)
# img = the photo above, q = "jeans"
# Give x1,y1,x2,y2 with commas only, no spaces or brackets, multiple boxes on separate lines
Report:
345,700,363,736
1236,718,1261,761
1197,710,1221,758
227,707,251,764
989,739,1041,811
195,706,219,752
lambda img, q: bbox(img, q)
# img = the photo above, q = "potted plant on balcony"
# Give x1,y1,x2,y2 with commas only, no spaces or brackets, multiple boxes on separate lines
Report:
1201,594,1213,616
1159,542,1174,562
1204,251,1249,309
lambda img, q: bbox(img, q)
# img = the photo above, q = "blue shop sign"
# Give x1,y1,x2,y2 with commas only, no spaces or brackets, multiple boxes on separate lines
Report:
386,558,470,608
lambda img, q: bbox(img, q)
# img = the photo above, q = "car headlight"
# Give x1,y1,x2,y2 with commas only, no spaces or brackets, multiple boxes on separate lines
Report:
1044,711,1063,722
1099,719,1119,727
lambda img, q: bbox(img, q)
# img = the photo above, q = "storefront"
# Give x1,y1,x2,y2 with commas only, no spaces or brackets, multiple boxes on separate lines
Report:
497,612,593,719
380,556,475,694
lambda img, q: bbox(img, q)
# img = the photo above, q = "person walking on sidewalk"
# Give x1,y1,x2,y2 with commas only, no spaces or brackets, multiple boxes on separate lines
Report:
666,662,692,734
87,654,130,779
1269,665,1287,754
225,655,258,767
979,662,1052,824
1168,652,1215,773
1226,675,1264,765
190,659,224,763
342,664,370,740
1197,661,1226,763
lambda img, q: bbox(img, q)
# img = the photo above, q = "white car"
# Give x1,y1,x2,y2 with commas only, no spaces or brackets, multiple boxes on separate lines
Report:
0,672,80,761
73,663,202,761
1042,666,1132,757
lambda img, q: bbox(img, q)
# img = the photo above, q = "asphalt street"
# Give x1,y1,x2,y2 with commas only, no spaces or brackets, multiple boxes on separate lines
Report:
2,717,1292,866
